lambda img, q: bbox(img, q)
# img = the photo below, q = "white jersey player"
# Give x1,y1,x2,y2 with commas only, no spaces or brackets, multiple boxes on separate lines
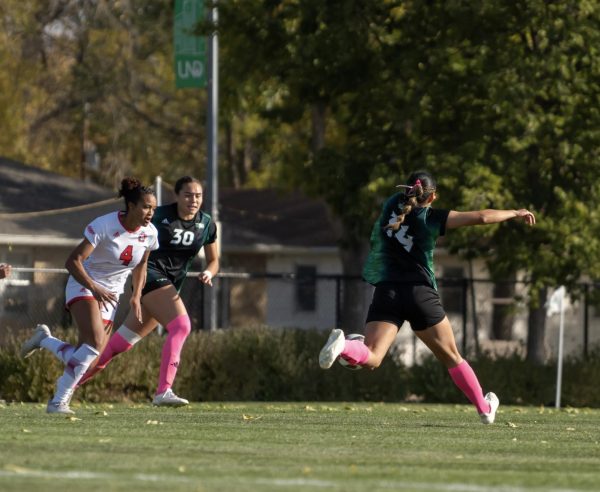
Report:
21,177,158,415
65,210,159,324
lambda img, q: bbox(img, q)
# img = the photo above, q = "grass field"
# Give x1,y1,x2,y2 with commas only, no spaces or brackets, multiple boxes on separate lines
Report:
0,401,599,492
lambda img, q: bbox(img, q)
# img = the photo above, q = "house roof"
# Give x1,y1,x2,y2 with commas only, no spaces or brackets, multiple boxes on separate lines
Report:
0,157,338,251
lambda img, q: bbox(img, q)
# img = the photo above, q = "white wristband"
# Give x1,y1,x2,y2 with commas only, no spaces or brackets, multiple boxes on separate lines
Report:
202,270,213,280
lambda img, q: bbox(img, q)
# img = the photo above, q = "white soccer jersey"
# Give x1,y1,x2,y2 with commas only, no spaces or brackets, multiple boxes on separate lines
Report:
78,211,159,294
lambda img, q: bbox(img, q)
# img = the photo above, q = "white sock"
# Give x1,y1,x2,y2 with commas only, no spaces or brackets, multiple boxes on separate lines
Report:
116,325,142,345
40,336,75,365
51,344,99,404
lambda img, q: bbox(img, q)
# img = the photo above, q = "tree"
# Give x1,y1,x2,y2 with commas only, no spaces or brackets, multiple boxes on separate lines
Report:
218,1,600,358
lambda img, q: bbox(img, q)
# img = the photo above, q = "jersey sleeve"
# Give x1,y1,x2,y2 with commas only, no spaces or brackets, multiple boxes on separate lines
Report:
148,224,160,251
428,208,451,237
205,221,217,244
83,215,106,248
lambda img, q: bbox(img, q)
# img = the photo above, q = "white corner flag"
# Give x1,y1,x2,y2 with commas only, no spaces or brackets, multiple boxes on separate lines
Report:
546,286,566,409
546,286,566,317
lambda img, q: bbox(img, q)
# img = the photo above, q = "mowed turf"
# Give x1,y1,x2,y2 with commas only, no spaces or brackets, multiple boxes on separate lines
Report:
0,401,599,492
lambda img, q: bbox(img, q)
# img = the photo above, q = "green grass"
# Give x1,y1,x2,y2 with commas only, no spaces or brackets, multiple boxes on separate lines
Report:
0,402,599,492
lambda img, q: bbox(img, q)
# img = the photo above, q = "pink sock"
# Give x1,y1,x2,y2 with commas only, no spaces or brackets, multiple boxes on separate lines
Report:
340,339,370,365
448,360,490,414
78,332,133,386
156,314,191,395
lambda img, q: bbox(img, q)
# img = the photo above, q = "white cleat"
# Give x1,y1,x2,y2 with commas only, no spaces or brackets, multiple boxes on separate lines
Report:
480,392,500,424
46,400,75,415
319,328,346,369
152,388,189,407
21,324,51,359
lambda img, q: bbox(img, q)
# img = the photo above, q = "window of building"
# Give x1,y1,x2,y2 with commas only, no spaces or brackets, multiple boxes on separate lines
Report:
295,265,316,312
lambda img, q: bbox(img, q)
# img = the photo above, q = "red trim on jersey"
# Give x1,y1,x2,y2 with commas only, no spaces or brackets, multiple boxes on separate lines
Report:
118,211,141,233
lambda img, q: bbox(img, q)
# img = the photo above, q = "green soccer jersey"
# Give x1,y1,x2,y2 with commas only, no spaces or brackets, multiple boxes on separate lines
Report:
147,203,217,286
362,192,449,290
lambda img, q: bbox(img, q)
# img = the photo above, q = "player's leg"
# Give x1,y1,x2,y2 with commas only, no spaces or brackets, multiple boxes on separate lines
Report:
47,299,106,414
320,283,402,369
22,278,86,362
414,315,498,424
142,284,191,406
78,305,157,386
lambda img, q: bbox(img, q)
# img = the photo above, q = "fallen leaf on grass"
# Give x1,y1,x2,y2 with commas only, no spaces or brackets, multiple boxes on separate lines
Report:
4,464,32,473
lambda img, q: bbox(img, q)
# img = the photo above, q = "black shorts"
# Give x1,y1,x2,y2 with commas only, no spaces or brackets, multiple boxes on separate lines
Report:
365,282,446,331
141,269,185,297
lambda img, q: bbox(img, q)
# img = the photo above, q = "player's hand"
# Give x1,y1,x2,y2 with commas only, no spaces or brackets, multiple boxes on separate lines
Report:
129,295,143,323
199,270,213,286
516,209,535,225
92,284,118,311
0,263,11,280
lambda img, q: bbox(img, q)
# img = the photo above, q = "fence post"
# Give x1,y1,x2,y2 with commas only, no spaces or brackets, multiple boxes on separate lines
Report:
462,278,468,354
583,283,589,359
335,276,341,328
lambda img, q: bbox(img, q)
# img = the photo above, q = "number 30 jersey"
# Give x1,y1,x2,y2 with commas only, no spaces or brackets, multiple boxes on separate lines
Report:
147,203,217,286
82,211,159,294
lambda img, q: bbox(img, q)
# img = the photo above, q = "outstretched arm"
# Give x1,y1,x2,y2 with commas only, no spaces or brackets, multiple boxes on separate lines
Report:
446,209,536,229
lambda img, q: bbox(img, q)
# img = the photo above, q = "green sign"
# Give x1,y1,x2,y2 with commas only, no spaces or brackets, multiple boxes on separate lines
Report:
174,0,206,88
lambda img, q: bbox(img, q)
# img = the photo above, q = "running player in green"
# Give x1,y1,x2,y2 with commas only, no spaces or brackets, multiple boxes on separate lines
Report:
79,176,219,406
319,170,535,424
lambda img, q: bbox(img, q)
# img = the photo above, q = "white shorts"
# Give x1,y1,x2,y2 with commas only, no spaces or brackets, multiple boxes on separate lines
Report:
65,276,119,325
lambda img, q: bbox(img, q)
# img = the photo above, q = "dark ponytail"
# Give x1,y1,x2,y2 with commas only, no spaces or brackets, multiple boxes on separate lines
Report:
384,170,437,232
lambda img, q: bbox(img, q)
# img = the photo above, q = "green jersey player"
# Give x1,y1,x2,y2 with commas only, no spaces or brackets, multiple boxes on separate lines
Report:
319,170,535,424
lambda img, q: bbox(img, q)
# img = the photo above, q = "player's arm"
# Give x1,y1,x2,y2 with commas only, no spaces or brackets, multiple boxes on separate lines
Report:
65,239,118,307
446,209,536,229
199,242,219,286
130,249,150,322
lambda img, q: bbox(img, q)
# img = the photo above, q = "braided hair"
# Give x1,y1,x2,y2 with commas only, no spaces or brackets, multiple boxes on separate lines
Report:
118,177,155,211
384,170,437,232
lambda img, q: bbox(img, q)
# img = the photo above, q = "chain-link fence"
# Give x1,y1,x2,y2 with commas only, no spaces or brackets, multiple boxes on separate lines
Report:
2,268,600,364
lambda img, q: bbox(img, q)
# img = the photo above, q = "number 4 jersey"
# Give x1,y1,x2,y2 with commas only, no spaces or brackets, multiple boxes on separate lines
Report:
81,211,159,294
147,203,217,289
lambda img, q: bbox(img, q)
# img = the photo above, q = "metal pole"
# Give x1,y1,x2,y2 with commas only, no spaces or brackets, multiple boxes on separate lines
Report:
461,278,468,354
205,1,218,331
555,289,565,409
155,175,162,206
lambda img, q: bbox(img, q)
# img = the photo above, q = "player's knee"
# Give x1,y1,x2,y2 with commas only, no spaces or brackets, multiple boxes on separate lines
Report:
167,314,192,338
